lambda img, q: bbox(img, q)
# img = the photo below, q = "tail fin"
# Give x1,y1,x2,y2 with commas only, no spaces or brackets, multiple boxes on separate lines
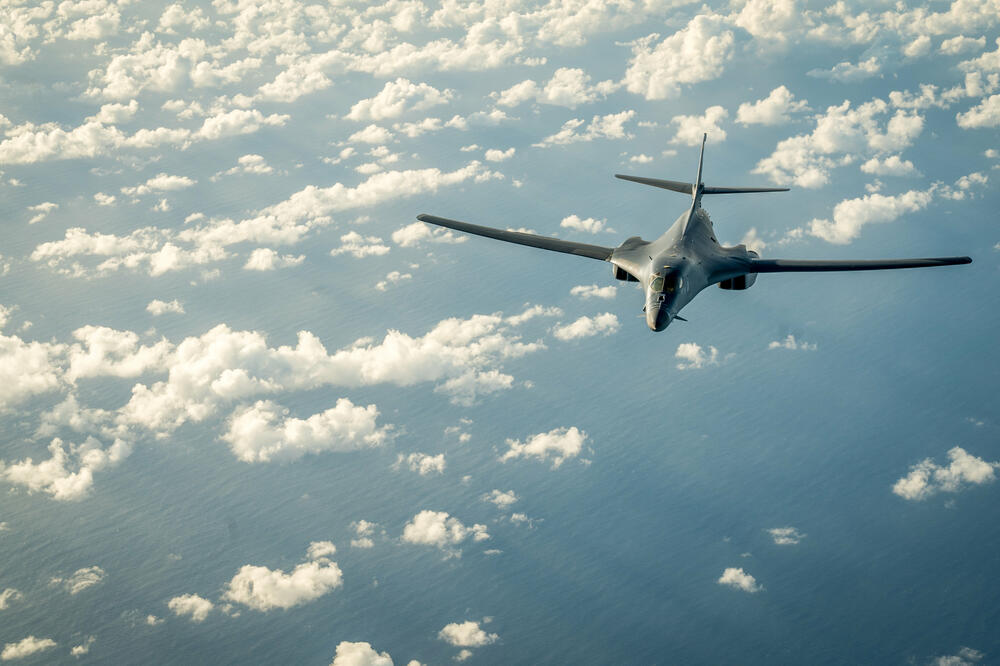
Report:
615,133,789,203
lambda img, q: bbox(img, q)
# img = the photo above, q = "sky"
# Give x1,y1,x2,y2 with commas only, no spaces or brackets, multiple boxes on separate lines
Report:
0,0,998,663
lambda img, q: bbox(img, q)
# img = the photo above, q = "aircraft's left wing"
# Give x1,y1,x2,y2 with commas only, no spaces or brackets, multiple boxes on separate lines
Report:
749,256,972,272
417,214,614,261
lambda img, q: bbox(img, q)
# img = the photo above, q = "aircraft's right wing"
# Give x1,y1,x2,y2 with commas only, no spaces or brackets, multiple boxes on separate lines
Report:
417,214,614,261
749,257,972,272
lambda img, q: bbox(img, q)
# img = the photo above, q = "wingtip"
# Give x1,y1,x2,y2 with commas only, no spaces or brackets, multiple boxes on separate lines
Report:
416,213,430,221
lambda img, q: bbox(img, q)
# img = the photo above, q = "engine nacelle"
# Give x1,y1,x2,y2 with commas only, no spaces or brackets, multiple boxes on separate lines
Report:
612,265,639,282
719,249,758,290
718,273,757,290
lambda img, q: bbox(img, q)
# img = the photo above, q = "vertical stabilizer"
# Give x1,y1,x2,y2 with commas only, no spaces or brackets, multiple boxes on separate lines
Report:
692,133,707,208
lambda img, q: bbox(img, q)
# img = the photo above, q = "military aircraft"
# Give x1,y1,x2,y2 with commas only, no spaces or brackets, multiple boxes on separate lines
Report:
417,135,971,331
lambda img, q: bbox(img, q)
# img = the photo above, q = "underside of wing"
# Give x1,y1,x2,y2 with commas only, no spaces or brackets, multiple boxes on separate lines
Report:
416,214,614,261
749,257,972,273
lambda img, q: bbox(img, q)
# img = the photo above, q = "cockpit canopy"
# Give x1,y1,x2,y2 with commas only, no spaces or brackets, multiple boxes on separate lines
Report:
650,267,683,293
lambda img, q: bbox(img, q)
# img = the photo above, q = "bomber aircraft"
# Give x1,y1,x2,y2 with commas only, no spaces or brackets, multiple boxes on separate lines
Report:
417,135,971,331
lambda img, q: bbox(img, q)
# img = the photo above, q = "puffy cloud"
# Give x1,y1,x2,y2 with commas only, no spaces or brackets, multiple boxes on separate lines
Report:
534,111,636,147
3,438,131,501
0,588,23,610
50,566,105,594
559,215,607,234
346,79,453,121
331,232,391,258
66,326,171,381
494,67,617,108
718,567,762,593
306,541,337,560
860,155,919,176
892,447,998,501
330,641,394,666
244,248,305,271
552,314,620,341
215,154,274,179
391,222,466,247
255,52,340,103
807,56,881,83
806,189,932,244
624,16,735,100
27,202,57,225
121,173,196,198
157,4,210,34
484,147,515,162
351,520,377,549
483,489,518,508
957,94,1000,128
570,284,616,300
737,86,810,125
347,125,394,145
768,335,817,351
670,105,728,145
222,555,343,611
768,527,806,545
118,312,542,435
168,594,214,622
438,620,498,647
0,108,286,165
147,299,185,316
753,99,924,188
85,32,263,100
0,333,65,409
401,510,489,555
675,343,719,370
222,399,392,463
1,636,57,661
375,271,413,291
941,36,987,55
500,426,586,468
396,453,446,476
434,369,514,406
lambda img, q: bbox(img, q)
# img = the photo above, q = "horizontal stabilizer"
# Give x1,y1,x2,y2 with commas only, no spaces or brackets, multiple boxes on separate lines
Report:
702,186,789,194
416,214,614,261
614,174,693,194
749,257,972,273
615,175,788,195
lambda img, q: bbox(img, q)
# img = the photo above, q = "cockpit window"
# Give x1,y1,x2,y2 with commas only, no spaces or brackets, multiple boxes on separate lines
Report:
651,270,682,293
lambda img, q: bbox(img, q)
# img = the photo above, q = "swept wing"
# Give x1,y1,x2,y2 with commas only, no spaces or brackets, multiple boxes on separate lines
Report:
417,214,614,261
749,257,972,272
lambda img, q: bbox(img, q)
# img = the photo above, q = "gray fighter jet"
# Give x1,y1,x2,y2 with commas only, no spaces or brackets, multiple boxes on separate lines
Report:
417,135,971,331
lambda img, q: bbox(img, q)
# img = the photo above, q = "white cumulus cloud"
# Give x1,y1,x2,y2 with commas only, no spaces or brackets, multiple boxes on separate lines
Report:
892,447,998,501
402,510,489,555
1,636,57,661
330,641,394,666
718,567,763,593
168,594,214,623
552,314,620,341
675,343,719,370
501,426,586,468
222,399,392,463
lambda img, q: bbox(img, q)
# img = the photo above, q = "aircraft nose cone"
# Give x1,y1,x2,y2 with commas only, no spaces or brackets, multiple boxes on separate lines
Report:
647,306,671,332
